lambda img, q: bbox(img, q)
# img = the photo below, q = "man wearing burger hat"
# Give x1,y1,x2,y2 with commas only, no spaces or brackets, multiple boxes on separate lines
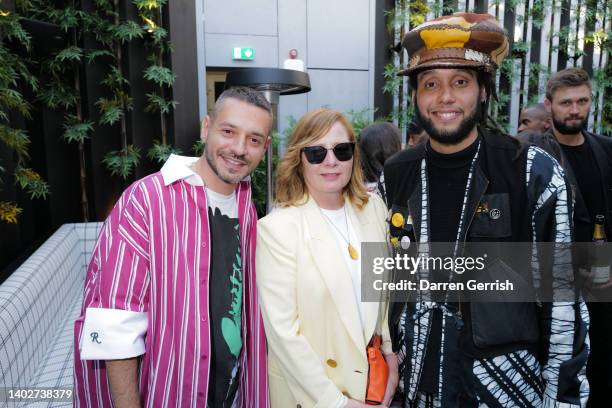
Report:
381,13,589,407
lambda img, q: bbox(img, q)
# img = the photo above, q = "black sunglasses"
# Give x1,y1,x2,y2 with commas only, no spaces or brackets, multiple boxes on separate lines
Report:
302,142,355,164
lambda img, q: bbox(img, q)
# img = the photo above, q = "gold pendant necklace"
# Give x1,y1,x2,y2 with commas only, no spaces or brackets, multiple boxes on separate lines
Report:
348,243,359,260
320,205,359,260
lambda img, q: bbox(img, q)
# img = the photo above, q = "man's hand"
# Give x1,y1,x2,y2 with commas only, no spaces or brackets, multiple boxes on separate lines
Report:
106,358,141,408
382,353,399,407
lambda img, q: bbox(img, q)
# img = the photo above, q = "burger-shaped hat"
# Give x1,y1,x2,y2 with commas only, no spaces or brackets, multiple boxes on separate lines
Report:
400,12,509,76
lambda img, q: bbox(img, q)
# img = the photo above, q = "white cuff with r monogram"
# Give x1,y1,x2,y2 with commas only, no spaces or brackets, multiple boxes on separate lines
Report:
80,307,148,360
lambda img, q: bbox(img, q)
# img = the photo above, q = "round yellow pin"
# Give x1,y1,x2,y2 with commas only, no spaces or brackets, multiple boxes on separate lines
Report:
391,213,404,228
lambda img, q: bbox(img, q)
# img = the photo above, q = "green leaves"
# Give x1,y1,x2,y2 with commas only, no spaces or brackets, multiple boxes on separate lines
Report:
147,141,181,164
428,2,455,18
47,46,83,73
584,29,608,47
103,145,141,179
150,26,167,45
96,96,133,126
282,115,297,141
0,0,180,221
0,125,30,157
101,65,130,90
145,92,176,114
529,63,547,85
38,82,77,110
14,166,49,199
0,47,37,92
500,59,519,82
140,4,174,146
55,46,83,63
112,20,144,43
48,7,79,31
1,13,32,49
86,49,114,64
382,63,401,95
346,108,377,135
593,68,612,90
0,10,50,222
192,140,205,156
0,87,31,118
529,0,545,29
250,132,279,217
63,116,94,143
144,65,175,87
511,41,530,58
133,0,167,10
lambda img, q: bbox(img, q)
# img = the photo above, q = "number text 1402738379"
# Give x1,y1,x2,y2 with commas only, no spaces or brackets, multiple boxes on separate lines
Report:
1,387,73,402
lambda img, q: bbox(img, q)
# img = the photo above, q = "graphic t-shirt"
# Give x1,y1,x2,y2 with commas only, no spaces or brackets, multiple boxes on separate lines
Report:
206,189,242,408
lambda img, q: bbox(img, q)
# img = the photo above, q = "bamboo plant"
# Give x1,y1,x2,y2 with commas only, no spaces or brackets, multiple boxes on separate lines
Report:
91,0,144,179
0,5,48,224
33,1,96,220
134,0,180,163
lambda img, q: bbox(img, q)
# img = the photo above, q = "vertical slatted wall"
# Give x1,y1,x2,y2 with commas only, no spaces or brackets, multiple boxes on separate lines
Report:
392,0,610,136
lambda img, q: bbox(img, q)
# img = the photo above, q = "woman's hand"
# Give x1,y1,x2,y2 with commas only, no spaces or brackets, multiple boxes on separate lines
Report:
382,352,399,407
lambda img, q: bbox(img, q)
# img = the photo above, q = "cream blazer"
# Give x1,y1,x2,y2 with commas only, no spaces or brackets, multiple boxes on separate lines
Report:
256,193,392,408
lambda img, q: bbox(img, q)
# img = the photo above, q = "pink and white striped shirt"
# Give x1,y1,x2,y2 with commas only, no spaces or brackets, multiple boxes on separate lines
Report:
73,157,268,407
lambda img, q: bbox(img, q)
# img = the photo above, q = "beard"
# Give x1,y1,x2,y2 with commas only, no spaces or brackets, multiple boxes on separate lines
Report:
551,111,587,135
205,147,253,185
415,99,482,145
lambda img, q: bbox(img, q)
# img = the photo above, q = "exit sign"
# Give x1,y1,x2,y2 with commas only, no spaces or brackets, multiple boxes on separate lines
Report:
232,47,255,61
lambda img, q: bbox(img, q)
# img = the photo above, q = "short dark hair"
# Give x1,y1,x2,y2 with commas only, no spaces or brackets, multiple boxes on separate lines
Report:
212,86,272,119
545,68,592,101
359,122,402,183
524,103,549,115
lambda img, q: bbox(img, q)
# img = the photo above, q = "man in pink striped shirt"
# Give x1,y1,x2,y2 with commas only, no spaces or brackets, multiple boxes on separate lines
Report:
74,87,272,408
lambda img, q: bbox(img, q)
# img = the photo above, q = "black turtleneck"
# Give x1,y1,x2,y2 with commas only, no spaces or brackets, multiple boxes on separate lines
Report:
419,135,480,394
426,136,480,243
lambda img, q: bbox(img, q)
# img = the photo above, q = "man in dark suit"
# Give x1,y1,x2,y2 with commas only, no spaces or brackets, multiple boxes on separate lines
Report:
544,67,612,408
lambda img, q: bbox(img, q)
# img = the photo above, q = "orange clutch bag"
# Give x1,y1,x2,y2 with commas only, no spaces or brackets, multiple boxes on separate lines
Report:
365,334,388,405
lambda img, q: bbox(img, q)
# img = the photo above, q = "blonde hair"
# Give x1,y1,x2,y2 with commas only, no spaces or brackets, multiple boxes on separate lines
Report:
275,108,369,209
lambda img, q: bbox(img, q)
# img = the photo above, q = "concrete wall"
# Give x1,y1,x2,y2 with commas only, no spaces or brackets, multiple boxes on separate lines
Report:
198,0,377,143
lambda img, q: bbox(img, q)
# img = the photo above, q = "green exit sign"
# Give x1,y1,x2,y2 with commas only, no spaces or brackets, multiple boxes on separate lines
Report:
232,47,255,61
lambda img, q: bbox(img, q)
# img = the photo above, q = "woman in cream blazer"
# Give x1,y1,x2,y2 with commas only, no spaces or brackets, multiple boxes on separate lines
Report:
257,109,398,408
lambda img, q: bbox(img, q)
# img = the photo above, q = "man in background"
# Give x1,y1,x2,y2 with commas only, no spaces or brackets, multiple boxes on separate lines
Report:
518,102,551,134
544,67,612,408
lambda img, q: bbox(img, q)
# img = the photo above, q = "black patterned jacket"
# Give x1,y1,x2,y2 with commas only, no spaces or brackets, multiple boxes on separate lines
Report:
381,128,589,408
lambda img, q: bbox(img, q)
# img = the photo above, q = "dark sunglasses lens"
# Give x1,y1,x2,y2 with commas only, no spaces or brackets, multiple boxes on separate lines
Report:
333,143,354,161
303,146,327,164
